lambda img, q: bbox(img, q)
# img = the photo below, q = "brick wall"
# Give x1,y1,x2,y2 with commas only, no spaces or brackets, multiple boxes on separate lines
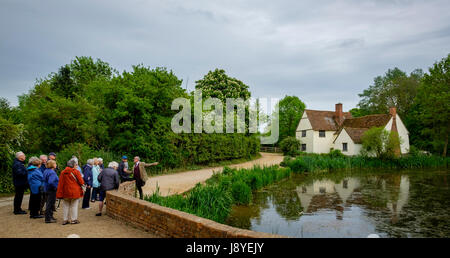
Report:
106,181,284,238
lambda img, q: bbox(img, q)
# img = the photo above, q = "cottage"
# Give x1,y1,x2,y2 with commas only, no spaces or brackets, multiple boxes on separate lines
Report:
295,103,410,156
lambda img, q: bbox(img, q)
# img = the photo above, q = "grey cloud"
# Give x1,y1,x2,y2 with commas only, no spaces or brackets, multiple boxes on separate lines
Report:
0,0,449,111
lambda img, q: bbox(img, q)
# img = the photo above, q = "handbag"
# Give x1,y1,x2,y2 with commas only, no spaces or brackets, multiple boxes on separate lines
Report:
71,172,87,194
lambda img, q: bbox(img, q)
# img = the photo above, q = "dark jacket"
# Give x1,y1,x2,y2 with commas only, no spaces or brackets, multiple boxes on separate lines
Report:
39,164,46,174
12,158,28,187
82,164,93,187
118,161,129,180
43,168,59,192
98,167,119,191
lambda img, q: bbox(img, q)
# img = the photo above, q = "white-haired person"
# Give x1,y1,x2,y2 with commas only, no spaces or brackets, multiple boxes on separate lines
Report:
12,151,28,215
71,156,83,177
133,156,158,200
56,158,85,225
96,161,120,216
98,158,104,171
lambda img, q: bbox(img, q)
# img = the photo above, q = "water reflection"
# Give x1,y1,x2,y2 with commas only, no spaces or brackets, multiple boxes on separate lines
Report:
225,169,450,238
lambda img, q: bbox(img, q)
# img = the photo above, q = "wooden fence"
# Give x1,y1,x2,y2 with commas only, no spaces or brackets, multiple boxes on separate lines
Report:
260,146,282,153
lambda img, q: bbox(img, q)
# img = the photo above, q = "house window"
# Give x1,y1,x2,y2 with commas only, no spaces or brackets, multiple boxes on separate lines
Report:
319,130,325,137
301,144,306,151
301,130,306,137
342,143,348,152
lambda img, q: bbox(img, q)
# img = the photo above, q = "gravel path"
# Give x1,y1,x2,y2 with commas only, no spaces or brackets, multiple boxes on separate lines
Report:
142,152,284,196
0,152,283,237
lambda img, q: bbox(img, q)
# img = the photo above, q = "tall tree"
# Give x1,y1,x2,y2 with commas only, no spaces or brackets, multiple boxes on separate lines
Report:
195,68,251,101
277,96,306,144
415,54,450,156
357,68,423,117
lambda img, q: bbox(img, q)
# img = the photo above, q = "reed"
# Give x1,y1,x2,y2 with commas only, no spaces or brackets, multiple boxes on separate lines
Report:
144,165,292,223
283,153,449,173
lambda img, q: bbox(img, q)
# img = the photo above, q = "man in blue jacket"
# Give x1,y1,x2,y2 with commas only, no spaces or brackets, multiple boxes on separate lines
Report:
82,159,93,209
12,152,28,215
43,160,59,223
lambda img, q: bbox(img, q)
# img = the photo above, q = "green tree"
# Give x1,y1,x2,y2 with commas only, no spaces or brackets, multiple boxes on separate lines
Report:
415,54,450,156
349,107,369,118
18,83,102,153
17,56,115,153
50,56,115,99
97,65,187,167
277,95,306,143
195,68,250,101
357,68,422,117
361,127,400,159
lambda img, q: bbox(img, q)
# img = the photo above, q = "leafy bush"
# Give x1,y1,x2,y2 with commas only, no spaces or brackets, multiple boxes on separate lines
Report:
279,136,301,156
0,116,24,193
0,174,14,194
328,149,345,158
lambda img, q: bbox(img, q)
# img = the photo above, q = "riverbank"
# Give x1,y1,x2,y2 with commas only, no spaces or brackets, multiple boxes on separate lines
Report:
145,165,291,223
281,153,449,173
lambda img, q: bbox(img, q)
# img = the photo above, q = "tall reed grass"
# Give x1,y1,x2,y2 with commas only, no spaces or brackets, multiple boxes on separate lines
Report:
144,165,292,223
282,153,449,173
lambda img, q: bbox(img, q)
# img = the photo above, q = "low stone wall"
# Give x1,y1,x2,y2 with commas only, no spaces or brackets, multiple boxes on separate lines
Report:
106,181,284,238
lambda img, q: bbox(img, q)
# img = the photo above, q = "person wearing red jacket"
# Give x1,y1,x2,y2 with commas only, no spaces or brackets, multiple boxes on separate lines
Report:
56,158,85,225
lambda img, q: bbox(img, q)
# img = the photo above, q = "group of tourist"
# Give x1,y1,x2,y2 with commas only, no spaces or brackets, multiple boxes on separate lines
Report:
11,151,158,225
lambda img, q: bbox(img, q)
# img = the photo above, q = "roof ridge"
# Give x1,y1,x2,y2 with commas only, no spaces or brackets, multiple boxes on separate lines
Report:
305,109,351,113
346,113,391,119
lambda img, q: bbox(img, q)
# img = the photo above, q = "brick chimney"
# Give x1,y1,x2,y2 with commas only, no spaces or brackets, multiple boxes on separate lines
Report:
389,106,401,157
389,107,397,118
335,103,344,125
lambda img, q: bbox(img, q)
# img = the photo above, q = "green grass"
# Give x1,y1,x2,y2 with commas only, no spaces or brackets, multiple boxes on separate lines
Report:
144,165,292,223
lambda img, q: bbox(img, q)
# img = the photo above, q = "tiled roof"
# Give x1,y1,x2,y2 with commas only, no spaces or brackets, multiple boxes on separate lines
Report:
343,127,369,144
341,114,392,129
304,110,353,131
333,114,393,144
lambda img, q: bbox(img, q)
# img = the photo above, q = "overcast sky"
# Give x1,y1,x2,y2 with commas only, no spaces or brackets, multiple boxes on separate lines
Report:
1,0,449,110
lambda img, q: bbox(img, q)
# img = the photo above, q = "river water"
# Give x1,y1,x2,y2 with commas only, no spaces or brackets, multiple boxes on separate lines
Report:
225,169,450,238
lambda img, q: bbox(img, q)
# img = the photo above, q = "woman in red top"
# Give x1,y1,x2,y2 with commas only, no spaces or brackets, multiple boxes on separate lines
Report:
56,158,85,225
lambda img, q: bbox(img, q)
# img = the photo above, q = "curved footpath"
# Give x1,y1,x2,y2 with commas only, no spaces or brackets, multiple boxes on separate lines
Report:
143,152,284,196
0,152,283,238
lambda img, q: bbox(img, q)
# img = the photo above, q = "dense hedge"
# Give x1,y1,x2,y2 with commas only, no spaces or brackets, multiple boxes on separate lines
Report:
145,165,292,223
